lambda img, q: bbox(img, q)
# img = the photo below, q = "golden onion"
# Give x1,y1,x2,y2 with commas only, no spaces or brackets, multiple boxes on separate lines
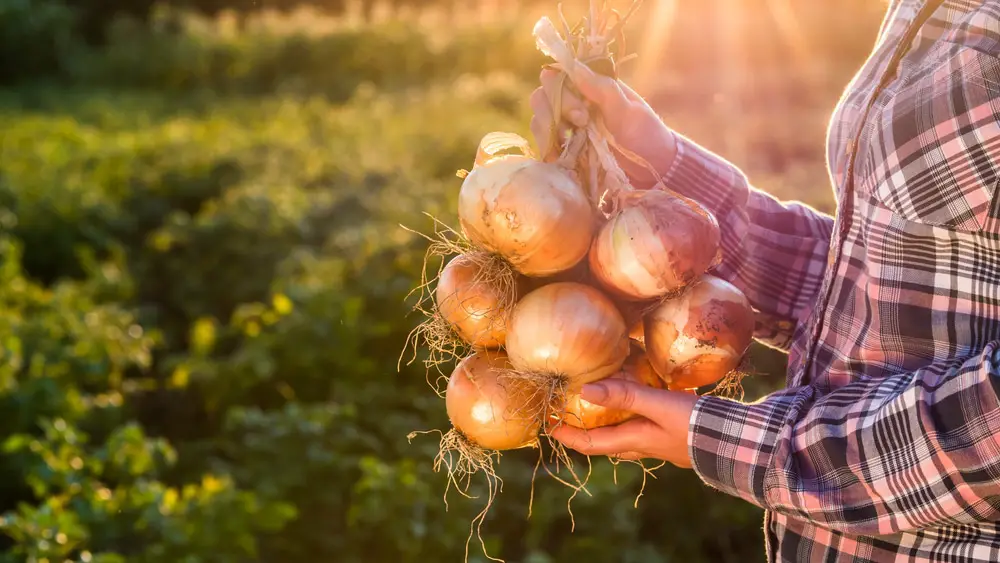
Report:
458,155,594,276
589,190,721,300
436,254,520,348
505,282,629,391
644,275,754,390
445,351,540,451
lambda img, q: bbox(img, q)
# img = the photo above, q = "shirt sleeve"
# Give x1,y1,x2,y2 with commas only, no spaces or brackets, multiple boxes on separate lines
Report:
660,134,834,351
688,342,1000,536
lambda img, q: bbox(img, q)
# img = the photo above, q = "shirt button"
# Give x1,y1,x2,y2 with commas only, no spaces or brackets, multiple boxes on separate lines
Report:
845,139,855,156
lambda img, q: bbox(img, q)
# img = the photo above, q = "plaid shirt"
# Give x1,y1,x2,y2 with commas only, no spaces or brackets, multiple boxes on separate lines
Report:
669,1,1000,561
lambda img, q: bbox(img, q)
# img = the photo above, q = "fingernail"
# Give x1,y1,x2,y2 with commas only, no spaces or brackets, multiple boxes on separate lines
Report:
581,382,609,403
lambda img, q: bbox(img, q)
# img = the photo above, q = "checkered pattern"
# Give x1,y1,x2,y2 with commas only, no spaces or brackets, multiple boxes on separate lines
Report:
664,1,1000,560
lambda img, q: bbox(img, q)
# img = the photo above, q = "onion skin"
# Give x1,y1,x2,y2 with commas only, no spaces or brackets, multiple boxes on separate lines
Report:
458,155,594,276
628,320,646,350
589,190,721,300
560,352,665,429
615,299,648,350
436,255,518,348
446,351,540,450
505,282,629,390
644,275,755,390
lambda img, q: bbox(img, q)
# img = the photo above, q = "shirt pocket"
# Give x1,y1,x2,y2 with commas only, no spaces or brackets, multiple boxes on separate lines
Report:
860,41,1000,234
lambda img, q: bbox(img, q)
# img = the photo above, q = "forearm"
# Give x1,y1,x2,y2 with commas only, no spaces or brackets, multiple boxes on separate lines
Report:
660,134,834,349
689,343,1000,535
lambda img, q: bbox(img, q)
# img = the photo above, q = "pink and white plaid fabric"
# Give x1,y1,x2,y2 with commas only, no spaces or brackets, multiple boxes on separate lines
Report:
669,1,1000,560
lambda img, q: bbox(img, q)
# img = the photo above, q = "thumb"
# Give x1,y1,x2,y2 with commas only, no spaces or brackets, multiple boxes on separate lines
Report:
581,379,660,418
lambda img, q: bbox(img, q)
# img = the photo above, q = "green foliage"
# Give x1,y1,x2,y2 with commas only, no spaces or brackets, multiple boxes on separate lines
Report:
0,0,77,82
0,2,875,562
0,238,293,562
11,7,546,102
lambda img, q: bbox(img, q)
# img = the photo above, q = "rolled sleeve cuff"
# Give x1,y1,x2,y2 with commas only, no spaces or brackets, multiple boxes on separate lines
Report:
660,134,748,222
687,393,795,509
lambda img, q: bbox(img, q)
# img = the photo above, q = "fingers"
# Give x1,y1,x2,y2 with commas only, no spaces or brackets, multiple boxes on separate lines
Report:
580,379,668,421
529,87,554,160
564,61,630,117
531,68,590,161
540,69,590,128
549,419,653,456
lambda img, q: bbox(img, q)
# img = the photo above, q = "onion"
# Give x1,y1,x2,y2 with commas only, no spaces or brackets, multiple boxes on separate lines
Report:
436,254,520,348
458,154,595,276
589,190,721,300
446,351,540,450
505,282,629,392
644,275,754,390
559,351,664,429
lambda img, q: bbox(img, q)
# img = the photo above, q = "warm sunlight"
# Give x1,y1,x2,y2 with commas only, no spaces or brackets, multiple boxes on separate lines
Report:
766,0,811,66
632,0,676,93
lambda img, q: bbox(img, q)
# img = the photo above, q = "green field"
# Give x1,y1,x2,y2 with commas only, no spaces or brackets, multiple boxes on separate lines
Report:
0,2,884,561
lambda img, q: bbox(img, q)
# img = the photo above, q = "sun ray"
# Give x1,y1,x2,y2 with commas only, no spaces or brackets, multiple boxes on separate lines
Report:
718,0,747,161
765,0,812,69
631,0,677,95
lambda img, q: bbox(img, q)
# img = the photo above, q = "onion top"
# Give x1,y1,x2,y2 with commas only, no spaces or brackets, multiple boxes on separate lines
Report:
458,155,594,277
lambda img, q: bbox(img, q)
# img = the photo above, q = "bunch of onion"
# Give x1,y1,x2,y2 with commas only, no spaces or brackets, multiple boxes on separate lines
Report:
406,4,756,560
530,6,751,393
401,130,599,382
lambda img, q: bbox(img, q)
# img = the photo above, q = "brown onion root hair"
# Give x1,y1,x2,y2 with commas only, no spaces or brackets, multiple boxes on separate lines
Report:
495,367,597,529
705,355,755,402
409,428,508,563
399,214,519,394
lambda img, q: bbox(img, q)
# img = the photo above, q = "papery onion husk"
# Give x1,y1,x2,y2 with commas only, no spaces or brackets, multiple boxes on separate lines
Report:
558,350,665,429
458,154,595,277
644,275,754,390
589,190,721,300
505,281,630,392
614,298,650,350
436,253,522,349
446,351,541,451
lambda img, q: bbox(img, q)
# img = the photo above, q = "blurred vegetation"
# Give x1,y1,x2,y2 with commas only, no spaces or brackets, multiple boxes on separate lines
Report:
0,0,883,561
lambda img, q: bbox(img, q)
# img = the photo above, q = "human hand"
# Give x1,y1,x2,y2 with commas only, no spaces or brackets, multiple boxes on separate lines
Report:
549,378,699,468
528,63,678,189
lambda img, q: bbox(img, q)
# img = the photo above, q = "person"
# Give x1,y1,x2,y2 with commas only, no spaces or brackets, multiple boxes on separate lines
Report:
529,0,1000,561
